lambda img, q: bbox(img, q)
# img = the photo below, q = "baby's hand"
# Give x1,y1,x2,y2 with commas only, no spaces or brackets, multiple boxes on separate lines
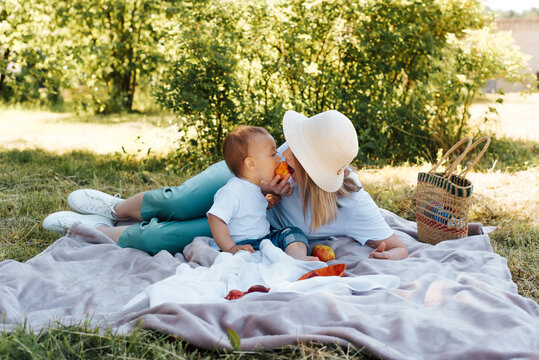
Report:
227,244,255,254
265,193,281,209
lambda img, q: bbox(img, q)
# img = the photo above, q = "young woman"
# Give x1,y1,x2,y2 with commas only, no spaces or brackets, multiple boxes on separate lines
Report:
43,110,408,260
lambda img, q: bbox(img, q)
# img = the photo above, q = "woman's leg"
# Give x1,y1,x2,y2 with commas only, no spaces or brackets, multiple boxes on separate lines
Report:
69,161,231,254
68,161,231,223
97,225,129,243
139,160,232,221
113,193,145,220
114,217,212,255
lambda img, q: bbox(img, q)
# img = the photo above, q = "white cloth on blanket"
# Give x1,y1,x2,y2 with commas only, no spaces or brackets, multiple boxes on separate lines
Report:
124,240,400,308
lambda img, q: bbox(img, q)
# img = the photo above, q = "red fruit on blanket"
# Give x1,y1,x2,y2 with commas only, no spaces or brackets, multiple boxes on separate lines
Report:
224,285,270,300
225,289,244,300
246,285,270,294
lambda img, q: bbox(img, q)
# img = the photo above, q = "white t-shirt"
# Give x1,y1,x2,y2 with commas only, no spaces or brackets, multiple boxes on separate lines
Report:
266,144,394,245
207,176,270,242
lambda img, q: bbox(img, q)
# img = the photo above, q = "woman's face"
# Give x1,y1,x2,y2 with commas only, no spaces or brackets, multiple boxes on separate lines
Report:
282,147,298,182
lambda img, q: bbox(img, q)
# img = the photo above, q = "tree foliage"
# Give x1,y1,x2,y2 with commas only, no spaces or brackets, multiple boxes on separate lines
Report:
1,0,175,112
0,0,63,104
155,0,534,166
1,0,535,164
52,0,175,113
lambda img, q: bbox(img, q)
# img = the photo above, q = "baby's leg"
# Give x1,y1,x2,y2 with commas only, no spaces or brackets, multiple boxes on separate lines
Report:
284,241,319,261
271,227,318,261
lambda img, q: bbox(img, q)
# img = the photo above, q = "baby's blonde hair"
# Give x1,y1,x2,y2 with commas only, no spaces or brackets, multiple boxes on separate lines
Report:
293,153,361,232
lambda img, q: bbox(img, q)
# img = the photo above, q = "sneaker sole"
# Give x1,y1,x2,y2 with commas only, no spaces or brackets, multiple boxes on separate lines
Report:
43,211,113,234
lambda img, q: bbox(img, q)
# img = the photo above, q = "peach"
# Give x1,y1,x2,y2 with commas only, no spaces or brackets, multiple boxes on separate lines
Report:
275,161,290,179
311,245,335,262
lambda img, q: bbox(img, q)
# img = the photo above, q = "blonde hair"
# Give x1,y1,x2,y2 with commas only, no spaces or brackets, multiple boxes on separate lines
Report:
223,125,270,177
293,153,361,232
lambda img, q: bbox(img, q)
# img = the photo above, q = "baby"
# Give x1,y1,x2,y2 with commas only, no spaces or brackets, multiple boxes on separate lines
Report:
207,125,318,261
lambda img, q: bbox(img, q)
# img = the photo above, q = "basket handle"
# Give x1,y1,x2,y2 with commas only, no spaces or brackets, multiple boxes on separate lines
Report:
459,136,491,176
429,137,473,177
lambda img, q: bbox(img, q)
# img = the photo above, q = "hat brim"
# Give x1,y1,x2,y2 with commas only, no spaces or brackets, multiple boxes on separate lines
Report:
283,110,344,192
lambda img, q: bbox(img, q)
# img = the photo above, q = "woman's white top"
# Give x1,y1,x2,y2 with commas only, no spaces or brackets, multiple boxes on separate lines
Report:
267,144,394,245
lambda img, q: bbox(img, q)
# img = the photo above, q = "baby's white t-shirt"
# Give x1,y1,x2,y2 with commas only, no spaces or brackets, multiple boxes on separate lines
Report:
207,176,270,242
266,144,394,245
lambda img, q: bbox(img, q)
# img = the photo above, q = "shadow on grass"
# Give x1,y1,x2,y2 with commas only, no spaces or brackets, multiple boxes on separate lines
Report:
0,148,170,183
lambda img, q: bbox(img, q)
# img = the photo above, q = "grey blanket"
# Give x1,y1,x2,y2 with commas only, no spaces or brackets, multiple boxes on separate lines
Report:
1,210,538,359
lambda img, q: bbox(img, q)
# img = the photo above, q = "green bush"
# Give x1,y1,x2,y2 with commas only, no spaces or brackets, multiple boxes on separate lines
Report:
2,0,535,164
155,0,535,168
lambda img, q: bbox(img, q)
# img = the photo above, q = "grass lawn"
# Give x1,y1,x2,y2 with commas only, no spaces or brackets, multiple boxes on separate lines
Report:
0,96,537,358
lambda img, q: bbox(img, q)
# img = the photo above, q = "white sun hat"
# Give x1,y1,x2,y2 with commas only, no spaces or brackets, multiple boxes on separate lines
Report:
283,110,359,192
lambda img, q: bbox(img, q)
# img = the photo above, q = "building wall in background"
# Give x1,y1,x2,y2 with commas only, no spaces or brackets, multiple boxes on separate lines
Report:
486,17,539,92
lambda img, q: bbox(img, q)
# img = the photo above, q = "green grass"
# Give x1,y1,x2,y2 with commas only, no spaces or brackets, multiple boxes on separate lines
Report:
0,322,365,360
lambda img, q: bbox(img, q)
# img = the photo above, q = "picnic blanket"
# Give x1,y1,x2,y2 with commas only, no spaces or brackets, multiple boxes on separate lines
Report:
1,209,538,359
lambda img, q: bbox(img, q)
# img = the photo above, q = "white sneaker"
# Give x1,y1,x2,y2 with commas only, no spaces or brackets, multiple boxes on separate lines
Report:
68,189,124,220
43,211,114,234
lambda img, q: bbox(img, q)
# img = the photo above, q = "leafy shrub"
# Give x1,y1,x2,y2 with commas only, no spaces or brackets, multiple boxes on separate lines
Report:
156,0,535,169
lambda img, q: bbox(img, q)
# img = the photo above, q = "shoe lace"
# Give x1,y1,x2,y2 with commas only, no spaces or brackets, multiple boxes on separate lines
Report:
85,191,122,214
110,193,122,217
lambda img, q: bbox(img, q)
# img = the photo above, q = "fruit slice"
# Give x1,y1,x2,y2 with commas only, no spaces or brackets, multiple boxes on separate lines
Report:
297,263,346,281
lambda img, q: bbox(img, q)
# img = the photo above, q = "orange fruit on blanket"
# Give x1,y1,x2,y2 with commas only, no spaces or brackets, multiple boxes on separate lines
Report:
275,161,290,179
298,263,346,280
225,289,244,300
311,245,335,262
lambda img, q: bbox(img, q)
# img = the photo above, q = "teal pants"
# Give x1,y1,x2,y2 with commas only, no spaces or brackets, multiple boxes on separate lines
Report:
117,161,233,255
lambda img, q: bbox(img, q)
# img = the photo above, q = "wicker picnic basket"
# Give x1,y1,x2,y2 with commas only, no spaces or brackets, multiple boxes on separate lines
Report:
415,136,491,244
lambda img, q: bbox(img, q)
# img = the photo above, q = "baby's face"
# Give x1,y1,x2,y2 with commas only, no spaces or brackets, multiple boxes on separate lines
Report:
249,133,281,183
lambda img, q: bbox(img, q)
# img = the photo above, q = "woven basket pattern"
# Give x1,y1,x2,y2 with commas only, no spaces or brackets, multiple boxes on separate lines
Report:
415,173,472,244
414,136,490,245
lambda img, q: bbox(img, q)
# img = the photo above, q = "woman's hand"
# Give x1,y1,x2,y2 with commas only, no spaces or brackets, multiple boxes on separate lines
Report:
260,173,294,197
368,234,409,260
369,241,390,259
